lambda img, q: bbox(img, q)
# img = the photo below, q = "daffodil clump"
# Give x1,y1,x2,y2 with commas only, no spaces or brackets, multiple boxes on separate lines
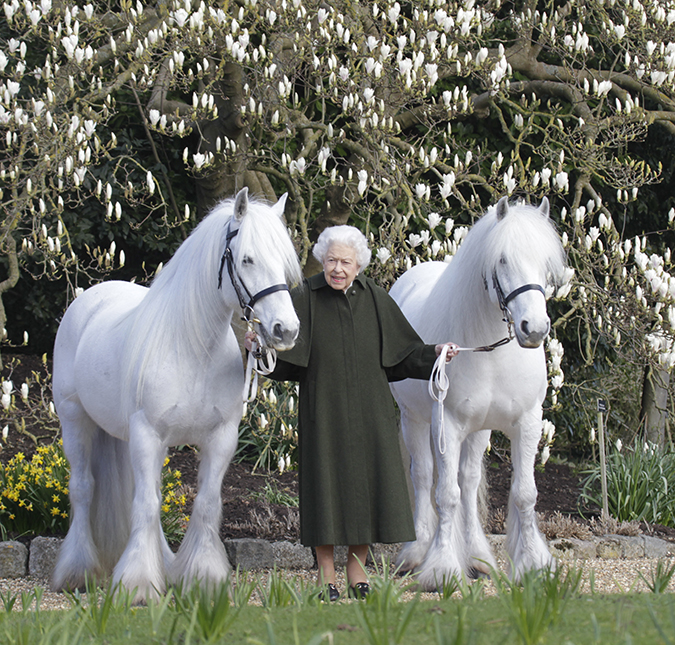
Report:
0,443,189,541
161,457,189,544
0,441,70,537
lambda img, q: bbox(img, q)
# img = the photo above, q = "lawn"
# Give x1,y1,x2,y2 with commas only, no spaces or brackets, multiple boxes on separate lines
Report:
3,567,675,644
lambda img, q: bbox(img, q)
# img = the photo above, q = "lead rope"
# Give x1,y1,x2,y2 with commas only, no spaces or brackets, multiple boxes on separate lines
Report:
428,345,452,455
244,333,277,403
427,338,512,456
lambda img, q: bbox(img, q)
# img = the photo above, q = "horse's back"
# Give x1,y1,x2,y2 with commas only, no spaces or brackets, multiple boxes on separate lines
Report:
390,262,446,335
57,279,145,333
54,282,147,369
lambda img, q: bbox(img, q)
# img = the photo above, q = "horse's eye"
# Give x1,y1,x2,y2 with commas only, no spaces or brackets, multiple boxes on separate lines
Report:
499,256,507,265
242,256,254,266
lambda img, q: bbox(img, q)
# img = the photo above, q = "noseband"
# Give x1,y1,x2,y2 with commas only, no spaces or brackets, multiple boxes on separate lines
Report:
217,222,290,322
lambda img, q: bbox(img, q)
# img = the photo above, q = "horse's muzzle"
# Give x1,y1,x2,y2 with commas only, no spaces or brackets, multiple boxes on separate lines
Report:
515,318,550,348
263,321,299,351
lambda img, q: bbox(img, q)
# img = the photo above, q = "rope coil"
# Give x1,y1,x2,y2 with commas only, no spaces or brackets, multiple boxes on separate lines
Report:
428,345,452,455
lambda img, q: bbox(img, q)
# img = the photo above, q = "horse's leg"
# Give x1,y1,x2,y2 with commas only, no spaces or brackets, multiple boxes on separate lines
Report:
458,430,497,577
52,402,103,591
396,410,437,573
505,415,555,581
112,412,167,603
414,405,465,591
169,422,237,589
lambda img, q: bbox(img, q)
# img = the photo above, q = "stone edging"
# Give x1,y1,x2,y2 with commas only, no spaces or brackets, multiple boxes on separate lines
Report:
1,534,673,582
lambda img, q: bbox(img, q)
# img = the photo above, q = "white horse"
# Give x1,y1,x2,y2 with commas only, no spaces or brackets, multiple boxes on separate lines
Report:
390,196,567,590
51,188,301,602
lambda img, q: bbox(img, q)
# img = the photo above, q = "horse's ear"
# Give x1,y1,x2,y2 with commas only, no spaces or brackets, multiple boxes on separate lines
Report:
496,196,509,220
538,196,550,218
273,193,289,219
233,187,249,221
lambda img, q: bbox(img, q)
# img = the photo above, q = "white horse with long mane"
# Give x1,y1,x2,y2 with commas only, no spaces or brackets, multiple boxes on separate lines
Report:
390,196,567,590
51,188,301,601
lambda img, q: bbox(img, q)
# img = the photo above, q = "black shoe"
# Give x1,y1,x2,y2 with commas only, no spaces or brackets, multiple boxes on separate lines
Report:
349,582,370,599
320,583,340,602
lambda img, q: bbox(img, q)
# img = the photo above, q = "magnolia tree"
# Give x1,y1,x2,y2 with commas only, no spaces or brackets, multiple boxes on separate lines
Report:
3,0,675,450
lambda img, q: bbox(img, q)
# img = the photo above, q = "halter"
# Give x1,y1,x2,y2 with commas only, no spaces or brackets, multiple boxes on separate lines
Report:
493,270,546,329
217,222,290,321
462,271,546,352
217,221,292,403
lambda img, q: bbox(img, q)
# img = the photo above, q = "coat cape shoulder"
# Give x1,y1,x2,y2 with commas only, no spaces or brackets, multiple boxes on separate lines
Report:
277,272,432,372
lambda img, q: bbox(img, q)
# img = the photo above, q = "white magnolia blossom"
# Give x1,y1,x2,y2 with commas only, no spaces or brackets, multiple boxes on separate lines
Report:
1,394,10,411
427,212,442,229
408,233,423,248
376,247,392,263
542,419,556,443
540,445,550,465
357,169,368,196
440,172,455,198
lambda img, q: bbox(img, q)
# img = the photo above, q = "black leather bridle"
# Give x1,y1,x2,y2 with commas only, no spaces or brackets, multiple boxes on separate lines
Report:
217,222,290,322
475,271,546,351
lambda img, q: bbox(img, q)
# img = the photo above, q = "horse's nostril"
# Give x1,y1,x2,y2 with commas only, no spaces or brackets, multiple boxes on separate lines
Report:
520,320,529,335
273,323,284,340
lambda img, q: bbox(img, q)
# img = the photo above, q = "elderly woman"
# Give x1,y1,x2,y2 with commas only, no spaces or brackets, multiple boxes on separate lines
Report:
248,225,457,601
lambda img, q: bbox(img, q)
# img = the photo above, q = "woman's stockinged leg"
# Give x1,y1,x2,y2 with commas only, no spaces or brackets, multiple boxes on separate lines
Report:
346,544,369,586
315,545,336,585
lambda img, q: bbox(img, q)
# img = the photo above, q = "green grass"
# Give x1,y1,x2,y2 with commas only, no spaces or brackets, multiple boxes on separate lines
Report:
4,576,675,644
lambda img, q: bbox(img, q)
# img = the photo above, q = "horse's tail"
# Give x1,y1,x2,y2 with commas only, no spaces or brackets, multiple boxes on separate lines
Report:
89,427,133,572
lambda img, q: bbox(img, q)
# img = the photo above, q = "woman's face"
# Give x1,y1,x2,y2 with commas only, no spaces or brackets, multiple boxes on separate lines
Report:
323,243,359,291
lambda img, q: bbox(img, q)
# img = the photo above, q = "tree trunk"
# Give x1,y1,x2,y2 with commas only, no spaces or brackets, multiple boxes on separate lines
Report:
640,364,670,448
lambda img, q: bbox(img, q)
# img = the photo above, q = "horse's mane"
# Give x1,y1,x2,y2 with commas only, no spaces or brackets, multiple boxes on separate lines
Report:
122,196,301,406
424,201,567,344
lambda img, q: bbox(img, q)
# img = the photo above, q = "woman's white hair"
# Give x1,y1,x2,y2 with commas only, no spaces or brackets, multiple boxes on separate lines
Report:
313,225,371,272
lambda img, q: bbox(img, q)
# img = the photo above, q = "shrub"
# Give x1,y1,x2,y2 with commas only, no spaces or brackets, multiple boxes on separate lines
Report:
237,379,298,473
0,354,61,445
579,440,675,527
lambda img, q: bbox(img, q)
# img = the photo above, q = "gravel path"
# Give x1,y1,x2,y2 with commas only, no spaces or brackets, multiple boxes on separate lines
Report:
4,555,675,611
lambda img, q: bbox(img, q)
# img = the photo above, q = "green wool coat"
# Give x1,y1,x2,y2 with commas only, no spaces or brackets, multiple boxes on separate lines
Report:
269,272,437,547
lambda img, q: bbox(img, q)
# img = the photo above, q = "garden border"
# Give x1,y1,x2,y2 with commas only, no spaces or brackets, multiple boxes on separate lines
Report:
0,533,673,582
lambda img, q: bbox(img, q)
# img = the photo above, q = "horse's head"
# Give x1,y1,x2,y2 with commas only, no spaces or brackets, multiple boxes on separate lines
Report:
487,196,566,349
222,188,301,350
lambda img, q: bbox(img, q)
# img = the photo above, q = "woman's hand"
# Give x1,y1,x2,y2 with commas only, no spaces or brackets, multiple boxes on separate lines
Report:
435,342,459,362
244,330,256,352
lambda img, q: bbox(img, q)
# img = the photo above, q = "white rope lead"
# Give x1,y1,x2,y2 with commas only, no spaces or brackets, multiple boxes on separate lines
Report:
428,345,452,455
244,338,277,403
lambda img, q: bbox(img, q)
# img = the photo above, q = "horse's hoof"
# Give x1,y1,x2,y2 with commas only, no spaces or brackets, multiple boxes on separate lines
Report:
467,567,491,580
